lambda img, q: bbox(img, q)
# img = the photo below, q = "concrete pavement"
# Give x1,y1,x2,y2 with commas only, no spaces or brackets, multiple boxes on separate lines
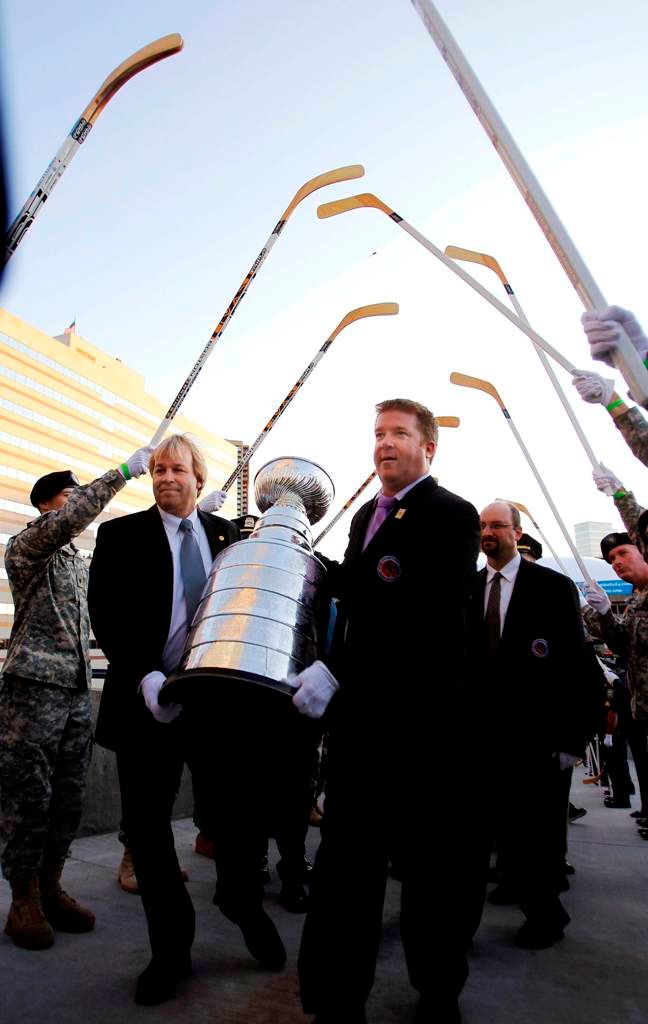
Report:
1,769,647,1023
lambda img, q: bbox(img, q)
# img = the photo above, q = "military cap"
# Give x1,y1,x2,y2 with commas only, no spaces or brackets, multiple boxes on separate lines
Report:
30,470,80,509
600,531,633,563
517,533,543,561
230,513,259,539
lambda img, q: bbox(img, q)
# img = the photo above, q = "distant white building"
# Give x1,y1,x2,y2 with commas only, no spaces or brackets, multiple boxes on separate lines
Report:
574,520,614,559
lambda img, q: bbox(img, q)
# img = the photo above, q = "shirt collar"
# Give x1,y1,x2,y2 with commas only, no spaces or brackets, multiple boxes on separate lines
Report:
487,552,521,582
158,506,199,532
380,472,430,504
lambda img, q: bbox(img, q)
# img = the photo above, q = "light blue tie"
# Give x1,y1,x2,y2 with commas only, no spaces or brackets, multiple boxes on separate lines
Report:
179,519,207,625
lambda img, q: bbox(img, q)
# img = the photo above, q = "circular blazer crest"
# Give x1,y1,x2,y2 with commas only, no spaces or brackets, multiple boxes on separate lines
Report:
531,638,549,658
377,555,401,582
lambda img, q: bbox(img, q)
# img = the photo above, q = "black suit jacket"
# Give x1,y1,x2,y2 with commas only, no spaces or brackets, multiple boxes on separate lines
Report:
469,557,588,757
88,504,238,750
322,475,480,736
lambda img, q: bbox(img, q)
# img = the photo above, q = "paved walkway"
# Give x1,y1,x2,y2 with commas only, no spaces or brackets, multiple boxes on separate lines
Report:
1,768,647,1023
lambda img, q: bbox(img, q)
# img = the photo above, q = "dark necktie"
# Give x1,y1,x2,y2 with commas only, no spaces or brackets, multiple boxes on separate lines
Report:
485,571,502,655
179,518,207,625
363,494,397,550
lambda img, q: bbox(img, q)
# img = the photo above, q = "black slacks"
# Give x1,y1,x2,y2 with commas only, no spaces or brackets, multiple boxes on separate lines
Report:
298,728,480,1015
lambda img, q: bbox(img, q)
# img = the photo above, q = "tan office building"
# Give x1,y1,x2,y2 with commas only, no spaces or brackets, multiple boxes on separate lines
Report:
0,307,242,646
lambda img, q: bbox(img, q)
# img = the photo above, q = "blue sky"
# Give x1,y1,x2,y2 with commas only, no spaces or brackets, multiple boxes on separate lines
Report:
2,0,648,556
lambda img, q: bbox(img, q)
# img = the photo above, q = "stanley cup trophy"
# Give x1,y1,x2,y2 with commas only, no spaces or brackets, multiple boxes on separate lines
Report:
160,456,334,705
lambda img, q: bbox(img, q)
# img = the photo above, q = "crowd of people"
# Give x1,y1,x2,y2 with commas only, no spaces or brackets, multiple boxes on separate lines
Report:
1,305,647,1023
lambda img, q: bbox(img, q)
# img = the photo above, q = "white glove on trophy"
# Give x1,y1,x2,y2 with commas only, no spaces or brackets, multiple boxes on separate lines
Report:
592,463,623,497
585,582,612,616
603,735,614,748
140,670,181,724
288,660,339,718
581,306,648,367
571,370,615,407
118,445,155,480
198,490,228,513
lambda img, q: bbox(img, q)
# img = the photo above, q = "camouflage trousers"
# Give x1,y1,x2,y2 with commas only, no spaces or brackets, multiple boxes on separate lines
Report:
0,674,92,882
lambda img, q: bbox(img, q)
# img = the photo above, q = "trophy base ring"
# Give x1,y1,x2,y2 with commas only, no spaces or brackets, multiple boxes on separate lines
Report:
160,667,296,706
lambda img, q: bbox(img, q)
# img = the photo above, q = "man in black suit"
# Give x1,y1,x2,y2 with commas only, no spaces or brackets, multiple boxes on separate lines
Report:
291,399,481,1024
89,433,276,1005
472,501,588,950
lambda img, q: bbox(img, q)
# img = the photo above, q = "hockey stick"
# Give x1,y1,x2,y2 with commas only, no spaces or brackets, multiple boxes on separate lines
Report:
313,415,460,545
5,34,184,263
220,302,398,492
317,193,576,374
444,246,611,484
410,0,648,407
450,371,593,584
149,164,365,447
498,497,569,575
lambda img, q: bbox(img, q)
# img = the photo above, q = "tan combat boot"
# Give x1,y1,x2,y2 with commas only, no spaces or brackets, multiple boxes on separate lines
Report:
5,876,55,950
117,845,139,895
40,862,95,933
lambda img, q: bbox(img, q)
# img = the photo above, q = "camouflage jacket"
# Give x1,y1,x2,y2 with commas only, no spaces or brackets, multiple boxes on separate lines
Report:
583,590,648,720
614,490,644,542
3,469,125,689
615,406,648,470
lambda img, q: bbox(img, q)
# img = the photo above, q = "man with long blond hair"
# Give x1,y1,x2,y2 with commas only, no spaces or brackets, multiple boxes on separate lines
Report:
88,433,239,1005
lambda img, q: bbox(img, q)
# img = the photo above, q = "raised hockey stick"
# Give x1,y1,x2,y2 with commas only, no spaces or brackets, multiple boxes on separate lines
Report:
5,34,184,262
313,415,460,545
220,302,398,492
410,0,648,406
317,193,577,374
451,371,593,583
498,497,569,575
444,245,610,483
149,164,365,447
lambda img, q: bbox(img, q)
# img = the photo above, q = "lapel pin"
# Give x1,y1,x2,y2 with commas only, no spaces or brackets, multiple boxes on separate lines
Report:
395,508,406,519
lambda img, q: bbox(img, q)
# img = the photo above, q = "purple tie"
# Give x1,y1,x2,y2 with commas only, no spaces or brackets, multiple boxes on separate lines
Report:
363,494,397,550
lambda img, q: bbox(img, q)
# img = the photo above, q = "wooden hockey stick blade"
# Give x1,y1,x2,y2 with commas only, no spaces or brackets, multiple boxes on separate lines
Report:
330,302,399,339
445,245,509,287
450,371,504,408
317,193,393,219
283,166,365,221
80,35,184,124
437,416,460,427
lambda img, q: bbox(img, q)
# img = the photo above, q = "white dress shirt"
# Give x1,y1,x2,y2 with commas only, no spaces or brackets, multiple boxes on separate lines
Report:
483,552,521,636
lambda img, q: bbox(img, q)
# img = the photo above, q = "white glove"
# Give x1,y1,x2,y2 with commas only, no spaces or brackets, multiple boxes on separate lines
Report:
581,306,648,367
592,463,623,497
119,445,155,480
559,752,580,771
140,671,181,724
198,490,228,513
585,582,612,616
288,660,339,719
603,734,614,748
571,369,615,406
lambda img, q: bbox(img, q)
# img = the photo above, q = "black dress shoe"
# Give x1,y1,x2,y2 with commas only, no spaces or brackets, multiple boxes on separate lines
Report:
134,952,191,1006
635,818,648,828
414,995,461,1023
515,922,565,949
568,805,587,822
564,861,576,875
637,829,648,840
238,909,286,969
487,883,518,905
279,880,309,913
604,797,632,808
631,809,647,819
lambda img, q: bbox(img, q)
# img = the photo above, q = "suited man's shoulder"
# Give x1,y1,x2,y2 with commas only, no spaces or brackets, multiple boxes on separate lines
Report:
427,480,478,518
95,504,159,538
198,509,238,541
523,558,578,591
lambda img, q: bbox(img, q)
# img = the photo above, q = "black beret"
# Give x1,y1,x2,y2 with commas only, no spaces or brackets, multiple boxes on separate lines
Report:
230,513,259,539
30,470,80,509
600,531,632,563
518,533,543,560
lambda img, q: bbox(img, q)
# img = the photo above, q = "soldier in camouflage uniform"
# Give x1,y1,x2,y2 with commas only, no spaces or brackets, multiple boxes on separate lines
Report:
0,447,152,950
583,532,648,818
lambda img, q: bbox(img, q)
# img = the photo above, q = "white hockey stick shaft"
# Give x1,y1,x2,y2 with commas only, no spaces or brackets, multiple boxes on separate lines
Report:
148,164,365,447
410,0,648,406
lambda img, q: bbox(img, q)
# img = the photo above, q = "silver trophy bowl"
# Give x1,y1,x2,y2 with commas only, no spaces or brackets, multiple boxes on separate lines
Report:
161,456,334,704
